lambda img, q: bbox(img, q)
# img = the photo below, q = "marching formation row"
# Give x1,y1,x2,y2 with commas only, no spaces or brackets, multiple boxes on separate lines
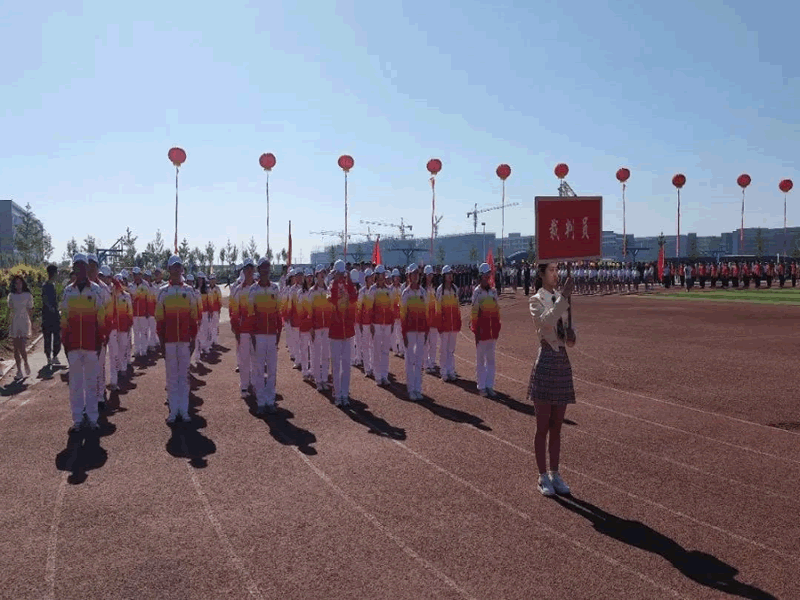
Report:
56,253,502,429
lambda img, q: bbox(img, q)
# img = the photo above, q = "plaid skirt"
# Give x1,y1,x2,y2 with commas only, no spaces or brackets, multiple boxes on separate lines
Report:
526,342,576,405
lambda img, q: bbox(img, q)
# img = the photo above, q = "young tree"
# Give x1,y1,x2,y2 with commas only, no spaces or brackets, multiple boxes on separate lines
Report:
81,235,99,256
205,241,215,268
122,227,138,265
229,243,238,265
281,248,289,264
246,237,259,262
64,237,80,263
190,247,204,269
266,247,274,263
14,203,46,264
41,232,54,261
178,238,191,263
688,236,699,262
469,244,479,263
755,228,765,259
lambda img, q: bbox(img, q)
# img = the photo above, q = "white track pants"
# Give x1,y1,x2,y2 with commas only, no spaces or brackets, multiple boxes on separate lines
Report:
253,334,278,407
199,314,211,353
117,331,130,374
237,333,258,391
311,329,330,386
352,327,361,365
361,325,373,374
124,329,132,367
404,332,425,395
211,312,220,345
133,317,148,356
68,350,99,425
164,342,190,418
393,319,404,354
107,331,119,387
289,326,300,362
95,344,107,403
147,316,157,349
372,325,392,382
299,331,312,376
425,328,439,369
438,331,457,379
330,338,352,400
476,339,497,391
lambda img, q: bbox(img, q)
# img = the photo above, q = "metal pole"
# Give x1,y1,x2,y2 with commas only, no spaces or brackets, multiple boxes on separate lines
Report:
174,166,179,253
501,179,505,270
482,223,486,259
622,182,627,258
266,172,270,259
740,188,745,252
344,171,348,260
676,189,681,258
430,176,435,263
784,194,787,256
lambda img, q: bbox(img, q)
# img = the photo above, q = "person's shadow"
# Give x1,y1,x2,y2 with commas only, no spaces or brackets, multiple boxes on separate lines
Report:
166,394,217,468
553,495,777,599
244,396,317,455
340,398,407,440
55,427,111,484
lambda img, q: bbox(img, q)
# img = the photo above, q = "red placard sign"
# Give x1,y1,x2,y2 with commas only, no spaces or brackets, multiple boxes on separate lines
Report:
535,196,603,262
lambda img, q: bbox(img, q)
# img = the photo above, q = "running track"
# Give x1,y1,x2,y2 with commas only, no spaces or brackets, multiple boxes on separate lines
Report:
1,292,797,599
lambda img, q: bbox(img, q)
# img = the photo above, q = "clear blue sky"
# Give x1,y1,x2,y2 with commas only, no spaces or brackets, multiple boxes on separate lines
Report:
2,0,798,263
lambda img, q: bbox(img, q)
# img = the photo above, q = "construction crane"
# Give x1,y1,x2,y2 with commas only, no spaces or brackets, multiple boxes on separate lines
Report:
466,203,520,234
360,218,413,239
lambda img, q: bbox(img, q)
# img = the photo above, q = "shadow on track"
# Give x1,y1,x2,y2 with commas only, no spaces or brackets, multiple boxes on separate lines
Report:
340,398,407,440
244,395,317,456
384,381,492,431
553,495,777,600
55,416,116,485
166,394,217,468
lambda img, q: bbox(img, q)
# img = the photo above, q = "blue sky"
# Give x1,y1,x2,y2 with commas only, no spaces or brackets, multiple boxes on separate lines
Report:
2,0,798,263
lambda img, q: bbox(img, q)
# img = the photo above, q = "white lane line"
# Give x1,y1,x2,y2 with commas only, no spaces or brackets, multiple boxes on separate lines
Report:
384,437,688,599
453,345,800,467
187,465,265,600
293,448,479,600
44,473,67,600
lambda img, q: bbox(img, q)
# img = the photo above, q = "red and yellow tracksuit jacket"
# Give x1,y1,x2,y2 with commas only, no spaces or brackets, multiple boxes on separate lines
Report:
424,285,439,332
247,282,283,335
370,285,394,326
309,286,334,330
329,279,357,340
230,282,254,335
109,286,133,334
471,285,501,341
155,284,199,343
357,286,373,328
60,281,107,352
296,289,313,334
208,285,222,313
130,282,151,318
400,286,428,336
436,284,461,333
391,284,402,322
146,283,157,319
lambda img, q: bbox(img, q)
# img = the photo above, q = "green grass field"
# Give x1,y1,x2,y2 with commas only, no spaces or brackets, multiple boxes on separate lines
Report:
646,287,800,306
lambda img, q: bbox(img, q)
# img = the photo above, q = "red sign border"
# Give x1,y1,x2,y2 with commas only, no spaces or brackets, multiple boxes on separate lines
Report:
534,196,603,262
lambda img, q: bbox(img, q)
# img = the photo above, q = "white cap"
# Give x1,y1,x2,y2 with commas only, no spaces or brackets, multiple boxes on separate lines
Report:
423,264,434,275
350,269,360,283
315,264,326,274
374,265,385,274
442,265,452,274
304,267,313,276
258,257,271,268
144,270,152,277
365,268,373,277
132,267,141,275
120,269,129,278
406,263,419,275
87,253,98,264
334,260,346,273
186,273,195,281
242,258,255,268
479,263,491,274
154,267,162,273
196,271,206,279
72,253,88,264
100,265,112,277
391,268,400,278
167,255,182,267
114,274,123,282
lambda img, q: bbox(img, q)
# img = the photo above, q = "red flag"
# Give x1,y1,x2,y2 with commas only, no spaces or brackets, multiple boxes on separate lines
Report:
372,235,382,265
287,220,292,267
486,247,495,288
657,243,665,280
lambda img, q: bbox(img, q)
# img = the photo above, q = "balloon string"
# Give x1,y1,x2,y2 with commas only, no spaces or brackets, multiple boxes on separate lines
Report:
344,171,348,261
622,182,626,258
174,166,179,254
676,189,681,258
266,172,270,258
430,176,435,262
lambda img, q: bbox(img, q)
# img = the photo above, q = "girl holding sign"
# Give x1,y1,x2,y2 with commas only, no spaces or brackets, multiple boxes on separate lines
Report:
527,263,575,497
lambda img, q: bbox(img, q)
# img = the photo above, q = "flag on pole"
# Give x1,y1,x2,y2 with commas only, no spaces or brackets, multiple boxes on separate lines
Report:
487,247,495,288
287,220,292,267
372,234,382,265
657,243,665,281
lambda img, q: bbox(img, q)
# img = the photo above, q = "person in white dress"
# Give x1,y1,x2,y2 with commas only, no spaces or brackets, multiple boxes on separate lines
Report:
7,275,34,382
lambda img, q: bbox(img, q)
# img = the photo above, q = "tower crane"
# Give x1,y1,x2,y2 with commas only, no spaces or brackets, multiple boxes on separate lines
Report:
360,218,413,239
466,202,520,234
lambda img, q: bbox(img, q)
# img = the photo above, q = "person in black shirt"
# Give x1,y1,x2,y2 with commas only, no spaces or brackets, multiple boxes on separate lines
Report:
41,264,62,367
523,261,531,296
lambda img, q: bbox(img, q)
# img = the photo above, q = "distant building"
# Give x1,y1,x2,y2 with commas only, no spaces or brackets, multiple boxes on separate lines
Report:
0,199,43,261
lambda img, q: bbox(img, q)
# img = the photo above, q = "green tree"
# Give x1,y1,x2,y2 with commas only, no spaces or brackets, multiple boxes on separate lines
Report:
14,203,46,264
41,232,53,261
63,237,80,264
81,235,99,256
189,247,204,269
327,245,336,264
229,243,238,265
688,236,699,262
755,228,765,259
219,246,227,265
122,227,138,265
246,237,260,262
469,244,478,263
437,244,446,265
178,238,191,263
205,241,215,268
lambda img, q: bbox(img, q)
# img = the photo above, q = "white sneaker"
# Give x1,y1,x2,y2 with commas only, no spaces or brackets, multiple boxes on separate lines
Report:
52,356,62,366
537,474,555,497
549,471,571,495
166,414,177,424
478,388,488,397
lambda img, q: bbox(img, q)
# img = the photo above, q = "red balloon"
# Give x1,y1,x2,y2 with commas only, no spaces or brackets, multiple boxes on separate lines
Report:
616,168,630,183
737,173,751,188
554,163,569,179
168,147,186,167
496,164,511,180
259,153,276,171
672,173,686,189
338,155,354,172
780,179,793,193
427,158,442,175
